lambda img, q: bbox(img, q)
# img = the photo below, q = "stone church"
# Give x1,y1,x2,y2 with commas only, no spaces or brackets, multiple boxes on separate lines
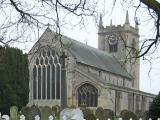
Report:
28,12,155,115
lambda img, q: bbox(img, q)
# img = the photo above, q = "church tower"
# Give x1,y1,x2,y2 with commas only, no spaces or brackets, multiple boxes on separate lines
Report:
98,12,140,89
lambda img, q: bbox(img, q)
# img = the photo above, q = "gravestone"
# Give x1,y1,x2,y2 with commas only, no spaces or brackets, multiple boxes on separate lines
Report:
40,106,52,120
60,108,84,120
21,106,30,120
28,105,41,120
10,106,18,120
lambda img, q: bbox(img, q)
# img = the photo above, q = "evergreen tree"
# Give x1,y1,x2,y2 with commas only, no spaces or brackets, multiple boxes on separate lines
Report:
0,46,29,114
148,92,160,120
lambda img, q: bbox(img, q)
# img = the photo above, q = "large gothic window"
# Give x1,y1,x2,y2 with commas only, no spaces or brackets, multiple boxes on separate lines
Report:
32,49,62,100
77,83,98,107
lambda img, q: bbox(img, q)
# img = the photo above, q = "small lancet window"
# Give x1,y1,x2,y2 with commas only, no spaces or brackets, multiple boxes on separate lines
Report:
36,58,39,65
40,58,43,65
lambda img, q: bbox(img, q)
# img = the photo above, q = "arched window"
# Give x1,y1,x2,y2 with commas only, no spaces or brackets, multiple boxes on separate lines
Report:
32,48,62,100
106,34,118,52
77,83,98,107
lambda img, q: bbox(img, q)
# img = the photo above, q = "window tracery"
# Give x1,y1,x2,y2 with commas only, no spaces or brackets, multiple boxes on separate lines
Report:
77,83,98,107
32,48,62,100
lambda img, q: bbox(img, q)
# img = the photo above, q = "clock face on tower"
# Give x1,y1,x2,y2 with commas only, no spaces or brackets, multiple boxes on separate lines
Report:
105,34,118,52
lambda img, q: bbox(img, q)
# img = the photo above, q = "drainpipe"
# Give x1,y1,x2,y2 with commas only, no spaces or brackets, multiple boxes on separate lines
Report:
60,52,67,109
115,90,117,116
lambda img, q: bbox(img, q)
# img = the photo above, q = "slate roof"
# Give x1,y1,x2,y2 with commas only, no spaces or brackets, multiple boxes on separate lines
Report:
60,32,132,79
30,28,132,79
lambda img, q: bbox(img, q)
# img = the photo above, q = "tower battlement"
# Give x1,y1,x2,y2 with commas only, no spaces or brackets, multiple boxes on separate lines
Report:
98,11,140,90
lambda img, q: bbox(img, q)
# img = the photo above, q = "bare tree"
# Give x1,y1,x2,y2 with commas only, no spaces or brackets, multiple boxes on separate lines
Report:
0,0,98,47
0,0,160,58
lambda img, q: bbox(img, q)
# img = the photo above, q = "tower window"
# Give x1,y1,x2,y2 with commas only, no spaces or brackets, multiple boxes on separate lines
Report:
106,34,118,52
109,43,118,52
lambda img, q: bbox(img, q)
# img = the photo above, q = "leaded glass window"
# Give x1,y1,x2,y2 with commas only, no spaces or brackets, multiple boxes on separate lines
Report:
77,83,98,107
32,48,62,100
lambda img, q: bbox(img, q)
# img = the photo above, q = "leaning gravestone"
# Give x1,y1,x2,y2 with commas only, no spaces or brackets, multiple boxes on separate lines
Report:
40,106,52,120
28,105,41,120
10,106,18,120
21,106,30,120
60,108,84,120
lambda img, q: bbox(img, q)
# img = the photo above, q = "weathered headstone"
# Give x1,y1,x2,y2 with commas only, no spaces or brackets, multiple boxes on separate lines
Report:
40,106,52,120
10,106,18,120
21,106,30,120
60,108,84,120
28,105,41,120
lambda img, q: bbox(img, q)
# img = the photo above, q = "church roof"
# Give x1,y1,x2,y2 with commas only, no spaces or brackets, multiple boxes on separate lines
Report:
61,33,132,79
30,28,132,79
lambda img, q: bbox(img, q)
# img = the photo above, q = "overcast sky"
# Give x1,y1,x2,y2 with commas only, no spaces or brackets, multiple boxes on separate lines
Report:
13,0,160,95
61,0,160,95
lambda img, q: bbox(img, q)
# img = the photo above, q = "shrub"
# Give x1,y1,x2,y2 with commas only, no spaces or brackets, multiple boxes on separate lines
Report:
52,105,60,117
97,109,114,120
148,92,160,120
85,113,96,120
120,110,137,120
95,107,103,118
136,110,143,119
80,107,93,119
142,111,149,120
